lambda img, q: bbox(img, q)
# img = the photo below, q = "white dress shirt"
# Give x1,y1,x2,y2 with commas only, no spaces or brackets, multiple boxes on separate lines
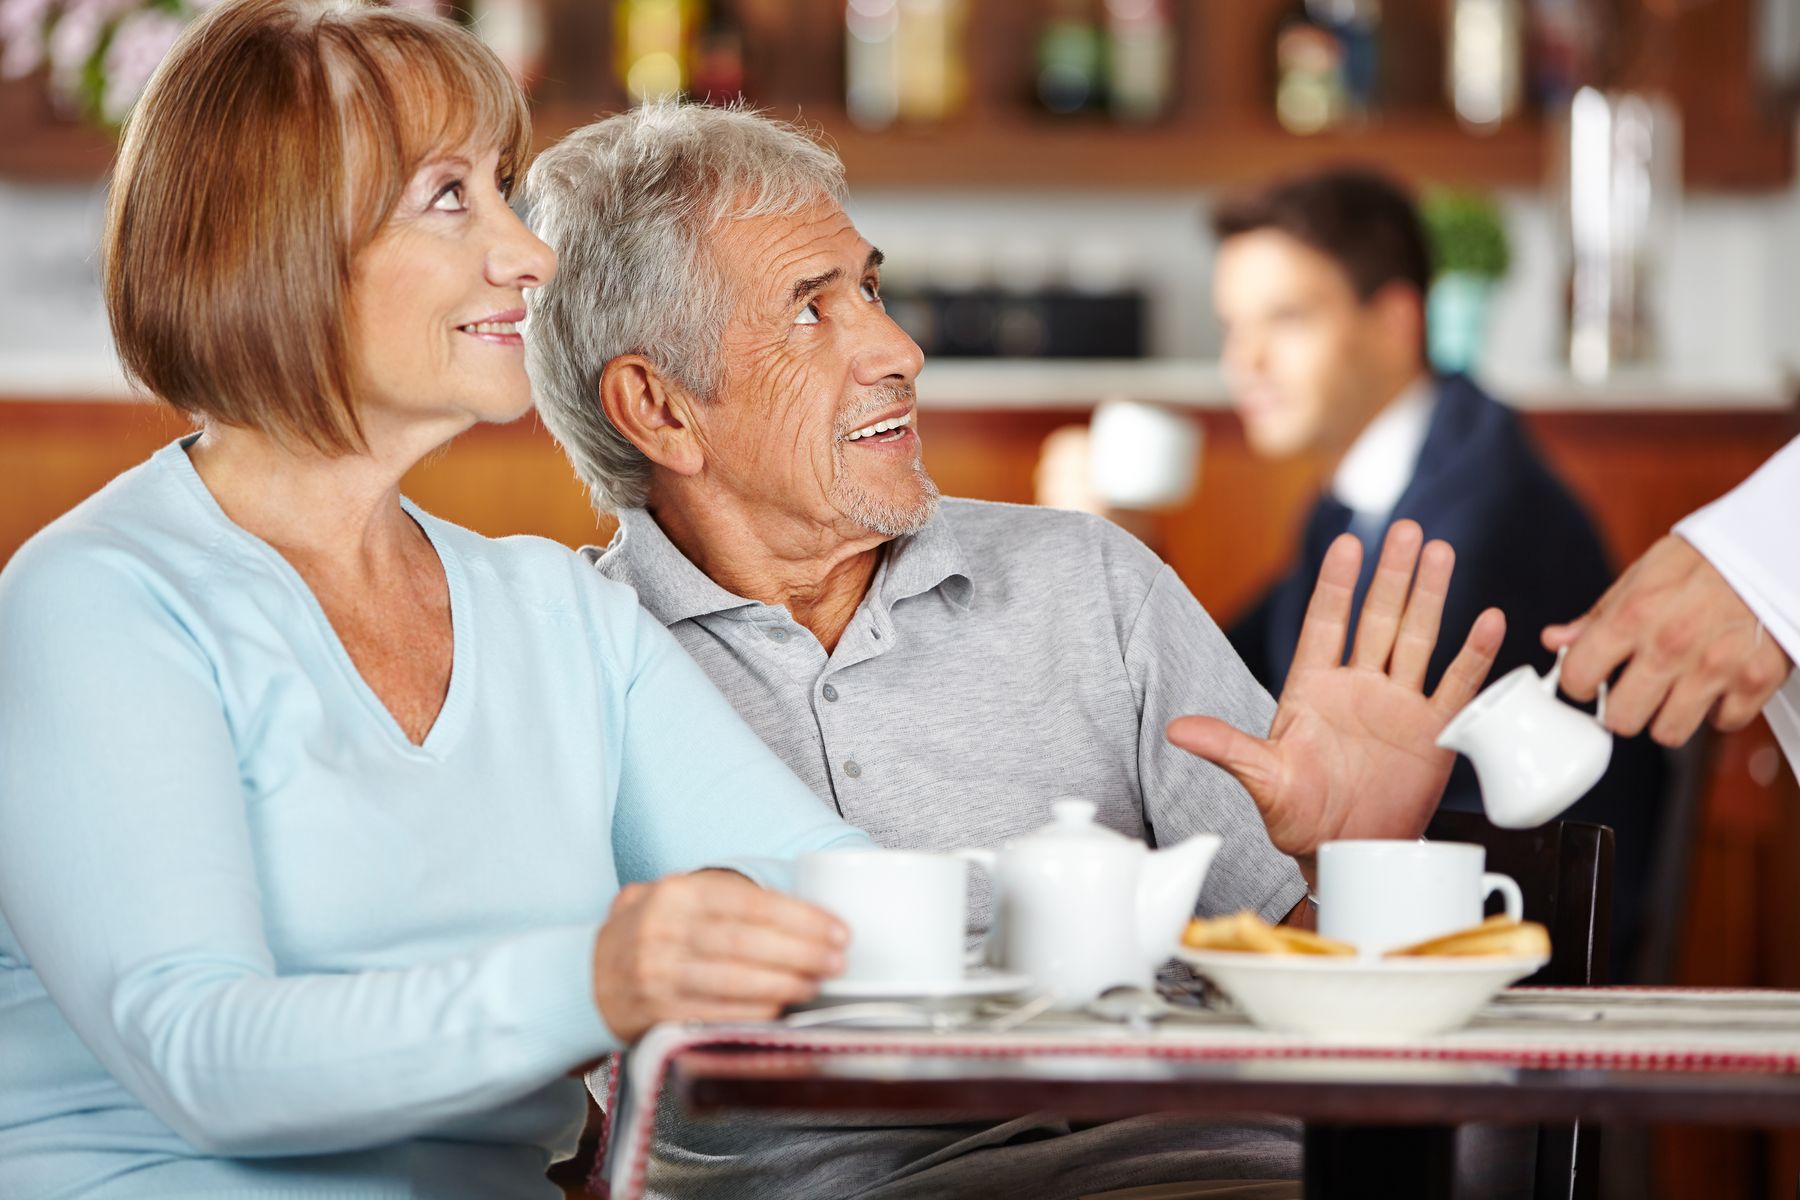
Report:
1675,435,1800,772
1331,377,1436,531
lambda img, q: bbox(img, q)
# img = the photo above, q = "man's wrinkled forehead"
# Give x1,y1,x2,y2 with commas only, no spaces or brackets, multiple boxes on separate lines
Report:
711,199,875,317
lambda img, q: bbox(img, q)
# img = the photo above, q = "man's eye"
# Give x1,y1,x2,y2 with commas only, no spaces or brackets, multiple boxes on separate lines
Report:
431,182,467,212
794,301,822,326
860,280,882,303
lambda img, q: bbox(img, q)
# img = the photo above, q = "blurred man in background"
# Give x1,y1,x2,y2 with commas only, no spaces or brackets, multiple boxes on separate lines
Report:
1211,168,1668,968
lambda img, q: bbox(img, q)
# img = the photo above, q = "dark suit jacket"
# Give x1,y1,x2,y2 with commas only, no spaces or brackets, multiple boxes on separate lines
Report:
1228,374,1668,964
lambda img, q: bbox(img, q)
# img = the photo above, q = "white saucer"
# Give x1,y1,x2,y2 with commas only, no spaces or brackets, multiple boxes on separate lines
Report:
813,969,1034,1003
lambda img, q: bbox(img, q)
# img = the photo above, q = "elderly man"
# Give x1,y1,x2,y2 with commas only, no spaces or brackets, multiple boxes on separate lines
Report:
519,105,1501,1200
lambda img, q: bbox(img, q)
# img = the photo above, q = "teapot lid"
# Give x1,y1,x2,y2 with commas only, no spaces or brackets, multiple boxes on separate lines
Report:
1027,798,1132,845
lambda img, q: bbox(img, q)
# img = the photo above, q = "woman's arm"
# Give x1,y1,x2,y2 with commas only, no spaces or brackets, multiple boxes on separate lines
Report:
0,544,611,1158
609,602,874,890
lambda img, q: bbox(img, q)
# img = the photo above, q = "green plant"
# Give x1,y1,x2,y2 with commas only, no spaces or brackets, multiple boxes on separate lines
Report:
1421,189,1511,280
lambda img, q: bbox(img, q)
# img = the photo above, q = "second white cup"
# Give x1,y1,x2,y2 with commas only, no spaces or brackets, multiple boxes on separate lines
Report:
792,849,972,986
1316,839,1523,956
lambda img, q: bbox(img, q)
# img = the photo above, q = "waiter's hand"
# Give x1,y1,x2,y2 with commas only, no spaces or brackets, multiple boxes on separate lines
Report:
590,869,847,1042
1168,520,1504,859
1542,535,1795,746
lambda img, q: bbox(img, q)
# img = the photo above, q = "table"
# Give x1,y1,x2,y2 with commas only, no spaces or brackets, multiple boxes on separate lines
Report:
603,988,1800,1200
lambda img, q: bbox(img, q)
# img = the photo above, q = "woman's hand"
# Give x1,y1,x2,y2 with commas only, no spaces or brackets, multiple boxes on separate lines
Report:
591,870,848,1042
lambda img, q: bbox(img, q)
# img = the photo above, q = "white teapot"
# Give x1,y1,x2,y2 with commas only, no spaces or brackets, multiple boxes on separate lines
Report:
960,799,1220,1008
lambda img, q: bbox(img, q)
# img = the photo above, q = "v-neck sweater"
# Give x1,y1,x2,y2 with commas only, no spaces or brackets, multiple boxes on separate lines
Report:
0,437,865,1198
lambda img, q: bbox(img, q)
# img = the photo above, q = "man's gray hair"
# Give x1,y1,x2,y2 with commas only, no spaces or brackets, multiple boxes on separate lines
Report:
518,104,848,513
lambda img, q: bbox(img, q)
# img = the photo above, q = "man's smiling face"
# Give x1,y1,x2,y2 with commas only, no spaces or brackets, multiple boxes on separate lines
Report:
690,195,936,541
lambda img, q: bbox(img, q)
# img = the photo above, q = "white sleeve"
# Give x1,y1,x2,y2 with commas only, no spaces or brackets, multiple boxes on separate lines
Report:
1674,435,1800,771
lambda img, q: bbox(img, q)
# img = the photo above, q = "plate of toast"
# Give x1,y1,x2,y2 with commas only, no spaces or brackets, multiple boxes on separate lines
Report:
1174,912,1550,1038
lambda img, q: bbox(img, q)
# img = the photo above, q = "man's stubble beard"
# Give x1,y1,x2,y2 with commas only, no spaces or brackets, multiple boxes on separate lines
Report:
830,381,941,538
832,454,940,538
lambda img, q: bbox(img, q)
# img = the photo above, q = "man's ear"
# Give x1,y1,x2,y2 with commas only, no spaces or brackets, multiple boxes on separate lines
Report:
600,356,704,478
1369,281,1427,367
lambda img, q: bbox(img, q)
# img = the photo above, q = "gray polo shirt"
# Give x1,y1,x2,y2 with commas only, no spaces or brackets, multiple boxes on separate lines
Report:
592,499,1306,1199
592,499,1305,929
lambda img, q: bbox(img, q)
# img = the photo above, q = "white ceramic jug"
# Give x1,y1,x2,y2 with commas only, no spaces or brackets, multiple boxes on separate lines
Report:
1436,648,1614,829
960,799,1220,1008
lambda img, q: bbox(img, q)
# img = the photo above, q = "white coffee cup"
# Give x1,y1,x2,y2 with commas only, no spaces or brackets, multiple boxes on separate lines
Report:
1089,397,1202,510
1317,840,1524,956
1435,647,1614,830
792,850,972,986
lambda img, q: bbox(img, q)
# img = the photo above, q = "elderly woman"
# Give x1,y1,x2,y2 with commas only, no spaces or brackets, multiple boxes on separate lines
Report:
0,1,864,1196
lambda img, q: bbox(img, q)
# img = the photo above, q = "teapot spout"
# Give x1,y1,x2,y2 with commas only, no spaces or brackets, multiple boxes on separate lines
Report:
1136,833,1221,969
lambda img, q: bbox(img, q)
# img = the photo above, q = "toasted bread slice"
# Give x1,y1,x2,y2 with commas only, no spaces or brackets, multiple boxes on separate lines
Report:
1183,910,1356,956
1384,915,1552,959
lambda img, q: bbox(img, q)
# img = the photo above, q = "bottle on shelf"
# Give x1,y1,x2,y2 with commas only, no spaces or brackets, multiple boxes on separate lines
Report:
1103,0,1175,124
1272,0,1350,134
614,0,692,105
845,0,968,129
846,0,903,129
690,0,746,104
1448,0,1524,131
1035,0,1105,117
1307,0,1380,119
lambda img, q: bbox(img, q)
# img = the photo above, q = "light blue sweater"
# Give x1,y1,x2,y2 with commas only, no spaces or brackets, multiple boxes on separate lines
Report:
0,437,867,1199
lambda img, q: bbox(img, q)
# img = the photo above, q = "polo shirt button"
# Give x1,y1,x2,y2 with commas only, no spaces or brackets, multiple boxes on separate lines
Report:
765,626,790,643
822,683,839,702
871,628,882,640
843,760,862,779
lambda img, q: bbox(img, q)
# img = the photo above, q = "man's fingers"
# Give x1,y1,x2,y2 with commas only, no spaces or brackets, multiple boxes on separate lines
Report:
1290,534,1363,677
1557,615,1636,702
1431,608,1507,713
1713,687,1771,733
1389,539,1454,691
1541,620,1584,651
1166,716,1280,799
1349,521,1425,673
1648,676,1721,748
1600,658,1681,737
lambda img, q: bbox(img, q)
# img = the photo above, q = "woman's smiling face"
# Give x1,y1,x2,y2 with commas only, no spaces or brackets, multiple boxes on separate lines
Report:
348,143,557,444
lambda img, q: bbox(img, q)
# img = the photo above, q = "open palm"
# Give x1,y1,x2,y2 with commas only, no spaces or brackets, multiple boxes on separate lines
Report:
1168,521,1505,858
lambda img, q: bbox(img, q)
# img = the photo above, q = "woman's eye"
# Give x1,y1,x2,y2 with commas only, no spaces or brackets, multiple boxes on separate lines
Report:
431,182,467,212
860,280,882,303
794,301,822,326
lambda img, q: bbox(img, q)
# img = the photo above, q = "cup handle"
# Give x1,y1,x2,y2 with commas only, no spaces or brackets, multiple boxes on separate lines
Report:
1545,646,1567,695
954,848,999,968
1483,872,1524,923
1548,646,1611,727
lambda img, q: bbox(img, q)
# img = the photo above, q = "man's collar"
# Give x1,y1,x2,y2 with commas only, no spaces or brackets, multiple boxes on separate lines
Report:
1329,376,1436,522
591,504,974,626
589,507,761,627
874,505,974,614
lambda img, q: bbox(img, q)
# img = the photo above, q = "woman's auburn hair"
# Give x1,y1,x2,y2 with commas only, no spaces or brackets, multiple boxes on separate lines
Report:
103,0,531,453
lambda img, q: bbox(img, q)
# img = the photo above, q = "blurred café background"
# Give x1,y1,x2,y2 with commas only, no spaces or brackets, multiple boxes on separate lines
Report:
3,0,1800,1193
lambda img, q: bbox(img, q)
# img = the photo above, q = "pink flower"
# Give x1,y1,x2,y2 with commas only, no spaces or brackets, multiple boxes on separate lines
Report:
0,0,55,78
46,0,135,92
99,4,183,121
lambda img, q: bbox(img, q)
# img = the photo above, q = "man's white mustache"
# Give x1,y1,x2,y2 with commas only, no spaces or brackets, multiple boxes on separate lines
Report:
836,386,917,437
